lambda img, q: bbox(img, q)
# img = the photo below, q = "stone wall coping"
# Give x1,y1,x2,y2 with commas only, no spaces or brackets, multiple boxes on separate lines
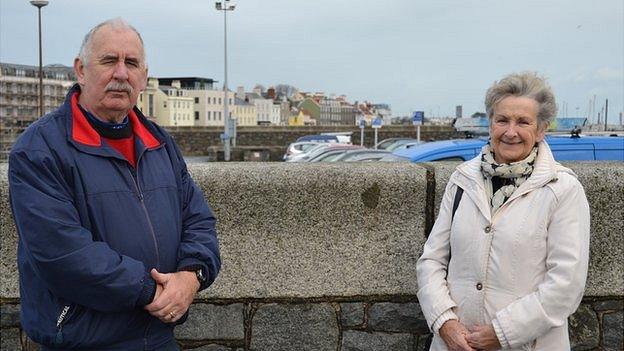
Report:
1,162,622,299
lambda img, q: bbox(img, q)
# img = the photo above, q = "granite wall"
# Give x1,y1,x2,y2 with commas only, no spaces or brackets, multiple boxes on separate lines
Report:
1,162,622,350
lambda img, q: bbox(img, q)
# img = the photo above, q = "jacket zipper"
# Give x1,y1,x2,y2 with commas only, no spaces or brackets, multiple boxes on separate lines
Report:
128,166,160,269
55,305,72,345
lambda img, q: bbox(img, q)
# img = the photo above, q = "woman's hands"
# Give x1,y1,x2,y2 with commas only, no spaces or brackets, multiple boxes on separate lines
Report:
440,320,476,351
466,324,502,351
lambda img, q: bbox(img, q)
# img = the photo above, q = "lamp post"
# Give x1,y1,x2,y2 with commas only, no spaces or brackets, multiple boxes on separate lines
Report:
30,0,49,118
215,0,235,161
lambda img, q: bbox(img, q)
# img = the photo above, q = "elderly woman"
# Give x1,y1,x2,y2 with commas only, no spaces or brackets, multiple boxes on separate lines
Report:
417,72,590,350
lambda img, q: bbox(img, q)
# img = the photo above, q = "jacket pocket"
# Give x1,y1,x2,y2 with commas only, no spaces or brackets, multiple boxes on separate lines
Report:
54,302,81,346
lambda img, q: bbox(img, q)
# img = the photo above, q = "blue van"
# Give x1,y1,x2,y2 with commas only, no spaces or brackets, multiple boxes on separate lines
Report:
392,134,624,162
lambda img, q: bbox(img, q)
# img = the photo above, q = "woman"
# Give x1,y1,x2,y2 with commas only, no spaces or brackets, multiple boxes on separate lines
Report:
417,72,590,351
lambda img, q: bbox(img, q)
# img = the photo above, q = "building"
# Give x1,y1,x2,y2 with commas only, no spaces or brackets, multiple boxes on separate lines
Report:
137,78,194,126
319,99,342,126
153,77,236,127
1,62,75,123
373,104,392,124
233,97,257,126
246,92,274,125
297,98,320,123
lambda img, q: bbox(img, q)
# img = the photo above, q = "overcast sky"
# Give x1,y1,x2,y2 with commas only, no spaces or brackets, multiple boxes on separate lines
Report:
1,0,623,122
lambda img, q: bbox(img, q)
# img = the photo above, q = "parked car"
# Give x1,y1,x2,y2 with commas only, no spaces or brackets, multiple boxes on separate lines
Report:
296,133,352,144
333,149,392,162
285,143,334,162
387,140,426,152
375,138,419,150
306,145,364,162
392,134,624,162
283,141,320,161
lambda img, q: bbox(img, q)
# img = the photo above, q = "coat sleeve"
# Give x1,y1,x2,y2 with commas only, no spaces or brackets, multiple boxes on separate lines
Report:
170,142,221,291
416,180,459,333
492,176,590,348
9,149,156,312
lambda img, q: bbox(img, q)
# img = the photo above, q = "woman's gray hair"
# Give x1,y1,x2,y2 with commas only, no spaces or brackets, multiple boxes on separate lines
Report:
78,18,146,65
485,72,557,129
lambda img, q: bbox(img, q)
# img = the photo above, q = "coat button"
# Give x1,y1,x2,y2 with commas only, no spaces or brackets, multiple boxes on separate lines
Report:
476,282,483,290
484,226,491,233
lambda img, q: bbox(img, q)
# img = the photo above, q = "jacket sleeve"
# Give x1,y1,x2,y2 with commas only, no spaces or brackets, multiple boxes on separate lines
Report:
492,177,590,348
170,142,221,291
416,180,459,333
9,149,156,312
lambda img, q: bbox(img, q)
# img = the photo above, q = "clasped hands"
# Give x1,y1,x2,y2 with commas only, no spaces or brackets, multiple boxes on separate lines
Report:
440,320,502,351
144,269,200,323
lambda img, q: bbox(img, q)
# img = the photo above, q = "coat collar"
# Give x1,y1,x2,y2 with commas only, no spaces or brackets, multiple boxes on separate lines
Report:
68,85,160,149
451,140,566,221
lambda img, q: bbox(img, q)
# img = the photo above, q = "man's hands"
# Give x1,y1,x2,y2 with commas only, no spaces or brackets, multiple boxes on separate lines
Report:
144,269,200,323
466,324,501,351
440,320,476,351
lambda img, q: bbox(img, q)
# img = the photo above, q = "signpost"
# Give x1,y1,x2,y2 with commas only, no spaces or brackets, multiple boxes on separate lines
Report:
412,111,424,142
372,117,383,149
358,116,366,146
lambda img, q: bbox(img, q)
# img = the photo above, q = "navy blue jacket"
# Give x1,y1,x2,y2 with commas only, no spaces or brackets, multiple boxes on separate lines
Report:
9,85,221,350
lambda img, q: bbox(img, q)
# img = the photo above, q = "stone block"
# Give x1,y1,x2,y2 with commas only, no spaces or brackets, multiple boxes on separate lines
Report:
1,328,21,351
175,303,244,340
341,331,414,351
602,311,623,350
0,163,19,298
340,303,365,328
368,302,428,333
593,299,624,311
569,304,599,350
250,303,338,351
569,162,624,297
1,303,20,327
189,163,427,299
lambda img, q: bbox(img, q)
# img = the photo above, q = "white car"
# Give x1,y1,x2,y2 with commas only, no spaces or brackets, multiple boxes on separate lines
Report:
283,142,320,161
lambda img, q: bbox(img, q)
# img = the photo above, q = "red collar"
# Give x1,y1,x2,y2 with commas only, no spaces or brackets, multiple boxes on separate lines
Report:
70,91,160,148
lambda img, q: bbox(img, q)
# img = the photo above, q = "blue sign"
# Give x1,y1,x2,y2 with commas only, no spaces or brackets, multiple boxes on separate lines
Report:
358,117,366,128
412,111,424,125
372,117,383,129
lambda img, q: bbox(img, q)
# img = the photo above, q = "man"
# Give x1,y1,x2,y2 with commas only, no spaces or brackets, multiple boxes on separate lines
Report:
8,18,220,350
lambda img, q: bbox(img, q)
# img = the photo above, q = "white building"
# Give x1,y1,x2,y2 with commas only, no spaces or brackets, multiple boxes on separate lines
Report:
137,78,194,126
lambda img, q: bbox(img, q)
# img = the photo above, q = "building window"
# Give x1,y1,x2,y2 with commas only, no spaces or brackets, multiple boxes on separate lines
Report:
195,97,199,104
164,101,167,108
148,94,154,116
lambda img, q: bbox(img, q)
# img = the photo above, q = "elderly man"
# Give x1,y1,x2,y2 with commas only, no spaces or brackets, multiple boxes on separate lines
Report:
8,18,220,350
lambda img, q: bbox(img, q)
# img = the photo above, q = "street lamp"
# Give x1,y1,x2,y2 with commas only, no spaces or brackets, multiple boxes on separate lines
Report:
215,0,235,161
30,0,49,118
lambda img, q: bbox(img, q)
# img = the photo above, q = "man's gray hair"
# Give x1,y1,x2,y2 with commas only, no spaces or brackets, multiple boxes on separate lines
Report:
485,72,557,129
78,18,146,65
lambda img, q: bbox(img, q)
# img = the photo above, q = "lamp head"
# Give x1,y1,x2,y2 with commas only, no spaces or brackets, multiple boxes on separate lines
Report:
215,1,235,10
30,0,49,8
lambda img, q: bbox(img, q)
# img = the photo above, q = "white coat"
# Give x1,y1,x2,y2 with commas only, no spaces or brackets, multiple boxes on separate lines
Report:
417,141,590,350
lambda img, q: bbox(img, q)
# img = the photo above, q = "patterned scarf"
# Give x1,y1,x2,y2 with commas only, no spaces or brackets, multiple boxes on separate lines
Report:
480,143,538,213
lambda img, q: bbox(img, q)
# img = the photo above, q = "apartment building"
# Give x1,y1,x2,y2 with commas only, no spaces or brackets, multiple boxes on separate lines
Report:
137,78,194,126
0,62,75,123
233,97,257,126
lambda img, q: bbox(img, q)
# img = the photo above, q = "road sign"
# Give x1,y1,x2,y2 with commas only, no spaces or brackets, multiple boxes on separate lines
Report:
412,111,424,125
358,116,366,129
372,117,383,129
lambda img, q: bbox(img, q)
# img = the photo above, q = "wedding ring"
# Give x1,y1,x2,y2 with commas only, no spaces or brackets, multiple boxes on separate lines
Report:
169,311,176,319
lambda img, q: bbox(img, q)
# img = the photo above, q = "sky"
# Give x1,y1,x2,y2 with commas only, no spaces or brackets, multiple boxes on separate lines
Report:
1,0,623,122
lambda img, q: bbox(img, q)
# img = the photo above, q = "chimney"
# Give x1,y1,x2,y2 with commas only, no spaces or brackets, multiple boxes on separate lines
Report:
236,86,245,100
